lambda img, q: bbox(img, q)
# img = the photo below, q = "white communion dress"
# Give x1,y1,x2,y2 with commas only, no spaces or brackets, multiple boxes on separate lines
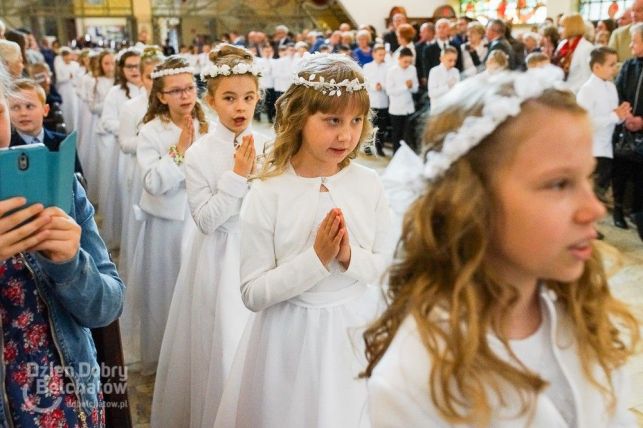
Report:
214,162,394,428
152,120,269,428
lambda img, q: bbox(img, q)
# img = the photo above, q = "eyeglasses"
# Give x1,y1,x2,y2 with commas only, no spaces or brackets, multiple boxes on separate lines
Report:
123,64,140,70
161,85,196,97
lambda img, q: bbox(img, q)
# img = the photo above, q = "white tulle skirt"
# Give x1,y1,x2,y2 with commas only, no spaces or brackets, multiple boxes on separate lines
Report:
152,221,250,428
96,132,122,249
126,210,192,375
81,114,101,202
214,284,382,428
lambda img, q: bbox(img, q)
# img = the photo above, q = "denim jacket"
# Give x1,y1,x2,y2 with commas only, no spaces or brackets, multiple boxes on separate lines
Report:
0,179,125,427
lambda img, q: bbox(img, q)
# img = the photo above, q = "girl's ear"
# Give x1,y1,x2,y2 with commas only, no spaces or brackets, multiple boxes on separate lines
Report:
157,91,168,105
204,93,215,110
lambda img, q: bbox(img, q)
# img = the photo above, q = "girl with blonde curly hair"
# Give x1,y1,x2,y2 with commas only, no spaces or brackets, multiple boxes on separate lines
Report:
363,70,640,427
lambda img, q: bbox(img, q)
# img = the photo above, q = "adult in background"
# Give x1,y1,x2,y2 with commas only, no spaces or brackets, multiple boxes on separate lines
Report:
540,25,561,58
483,19,515,70
383,13,407,53
422,18,464,81
553,13,594,93
609,0,643,62
461,22,488,78
353,29,373,66
613,23,643,238
415,22,436,88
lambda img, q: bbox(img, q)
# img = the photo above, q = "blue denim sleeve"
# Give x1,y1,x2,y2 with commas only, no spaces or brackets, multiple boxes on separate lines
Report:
34,179,125,328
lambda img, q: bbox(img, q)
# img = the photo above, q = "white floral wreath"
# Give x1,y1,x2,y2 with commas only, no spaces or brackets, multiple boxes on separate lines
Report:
200,62,262,80
150,66,195,80
292,73,367,97
423,67,566,182
115,46,143,62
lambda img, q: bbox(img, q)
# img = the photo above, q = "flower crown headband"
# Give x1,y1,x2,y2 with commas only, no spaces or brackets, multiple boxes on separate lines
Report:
292,73,367,97
151,66,195,80
422,68,565,182
115,46,142,62
200,62,262,80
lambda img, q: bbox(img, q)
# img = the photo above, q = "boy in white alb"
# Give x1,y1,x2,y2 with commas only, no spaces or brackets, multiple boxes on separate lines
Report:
363,44,390,156
273,45,295,100
428,46,460,104
385,47,419,153
576,46,631,197
255,44,276,122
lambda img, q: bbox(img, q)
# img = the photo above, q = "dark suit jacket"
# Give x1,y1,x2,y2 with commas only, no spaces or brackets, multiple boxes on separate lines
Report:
10,129,84,174
421,39,464,79
484,37,516,70
383,31,399,53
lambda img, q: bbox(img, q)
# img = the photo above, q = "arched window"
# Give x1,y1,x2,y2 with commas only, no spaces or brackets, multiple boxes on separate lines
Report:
579,0,631,21
459,0,548,24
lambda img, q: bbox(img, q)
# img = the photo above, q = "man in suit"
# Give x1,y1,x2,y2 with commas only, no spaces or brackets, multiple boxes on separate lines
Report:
483,19,515,70
8,78,83,174
610,0,643,63
422,18,464,83
415,22,436,88
383,13,407,53
272,25,293,58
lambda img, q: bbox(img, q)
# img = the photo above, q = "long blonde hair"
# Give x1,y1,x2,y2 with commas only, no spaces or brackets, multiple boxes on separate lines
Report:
142,55,208,134
258,54,373,179
362,73,640,426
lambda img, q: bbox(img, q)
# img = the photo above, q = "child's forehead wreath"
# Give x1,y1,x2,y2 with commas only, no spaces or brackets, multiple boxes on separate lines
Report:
423,68,566,182
291,54,367,97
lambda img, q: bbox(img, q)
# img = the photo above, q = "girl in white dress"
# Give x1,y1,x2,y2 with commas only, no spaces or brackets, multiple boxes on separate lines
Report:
363,71,640,427
73,49,91,148
54,47,79,131
129,55,209,375
153,44,268,428
214,53,394,428
85,51,115,202
97,47,144,249
117,46,165,367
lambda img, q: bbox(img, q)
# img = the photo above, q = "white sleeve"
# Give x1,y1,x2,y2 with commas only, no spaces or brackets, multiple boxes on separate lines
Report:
344,179,394,283
185,151,249,235
410,67,419,93
118,105,140,155
240,185,331,312
137,125,185,196
100,89,120,135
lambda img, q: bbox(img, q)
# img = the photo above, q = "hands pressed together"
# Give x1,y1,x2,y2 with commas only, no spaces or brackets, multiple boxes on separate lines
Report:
233,134,256,178
0,197,80,264
314,208,351,270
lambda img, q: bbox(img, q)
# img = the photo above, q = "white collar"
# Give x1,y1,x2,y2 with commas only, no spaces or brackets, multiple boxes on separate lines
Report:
212,118,252,145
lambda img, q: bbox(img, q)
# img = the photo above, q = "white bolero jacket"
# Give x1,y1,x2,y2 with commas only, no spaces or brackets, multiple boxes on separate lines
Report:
240,162,395,312
137,116,205,221
368,287,637,428
185,120,270,235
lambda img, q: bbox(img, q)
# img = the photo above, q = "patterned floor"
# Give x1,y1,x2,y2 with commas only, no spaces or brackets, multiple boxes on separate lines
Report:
123,120,643,427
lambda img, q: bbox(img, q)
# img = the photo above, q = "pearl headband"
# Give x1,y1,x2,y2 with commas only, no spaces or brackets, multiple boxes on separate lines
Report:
200,62,262,80
151,66,195,80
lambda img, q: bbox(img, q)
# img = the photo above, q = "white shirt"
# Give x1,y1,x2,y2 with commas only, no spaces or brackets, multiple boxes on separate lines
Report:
385,64,419,115
272,55,294,92
255,56,274,89
564,37,594,94
363,60,390,109
576,73,622,158
428,63,460,102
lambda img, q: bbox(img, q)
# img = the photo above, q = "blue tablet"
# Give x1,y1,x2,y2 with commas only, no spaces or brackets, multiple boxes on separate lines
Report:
0,132,76,215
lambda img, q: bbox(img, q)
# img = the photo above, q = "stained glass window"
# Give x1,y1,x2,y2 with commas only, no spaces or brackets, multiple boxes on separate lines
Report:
459,0,548,24
579,0,632,21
